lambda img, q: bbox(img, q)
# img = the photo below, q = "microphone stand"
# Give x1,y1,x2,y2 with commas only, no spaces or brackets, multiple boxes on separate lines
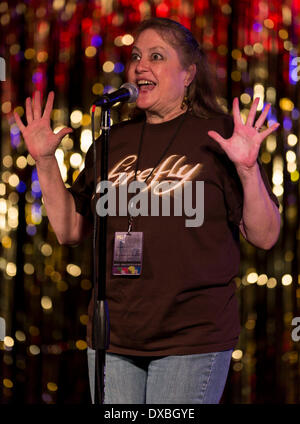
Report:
92,105,110,404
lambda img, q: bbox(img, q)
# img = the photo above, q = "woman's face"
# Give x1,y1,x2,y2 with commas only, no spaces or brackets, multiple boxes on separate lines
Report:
127,29,194,123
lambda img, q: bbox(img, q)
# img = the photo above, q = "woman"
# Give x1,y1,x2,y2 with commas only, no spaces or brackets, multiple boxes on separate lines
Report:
14,17,280,404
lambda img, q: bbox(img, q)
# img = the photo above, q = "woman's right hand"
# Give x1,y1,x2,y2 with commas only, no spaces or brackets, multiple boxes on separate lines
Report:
13,91,73,162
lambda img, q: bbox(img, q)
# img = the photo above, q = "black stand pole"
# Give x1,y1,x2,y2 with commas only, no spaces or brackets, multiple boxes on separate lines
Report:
92,106,111,404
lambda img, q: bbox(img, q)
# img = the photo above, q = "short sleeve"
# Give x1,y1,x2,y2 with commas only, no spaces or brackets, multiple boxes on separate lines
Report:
68,145,94,222
222,158,244,226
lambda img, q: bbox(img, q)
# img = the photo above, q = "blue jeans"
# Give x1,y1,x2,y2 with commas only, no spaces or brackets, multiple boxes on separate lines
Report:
87,348,232,404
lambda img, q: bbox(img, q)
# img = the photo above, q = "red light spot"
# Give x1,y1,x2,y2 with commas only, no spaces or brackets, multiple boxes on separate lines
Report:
81,18,93,32
156,3,169,18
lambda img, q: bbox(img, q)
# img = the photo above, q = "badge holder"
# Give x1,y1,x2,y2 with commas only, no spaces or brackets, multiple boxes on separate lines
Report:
112,216,143,276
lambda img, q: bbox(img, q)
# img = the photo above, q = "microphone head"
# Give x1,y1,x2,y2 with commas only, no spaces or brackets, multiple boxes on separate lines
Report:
120,82,139,103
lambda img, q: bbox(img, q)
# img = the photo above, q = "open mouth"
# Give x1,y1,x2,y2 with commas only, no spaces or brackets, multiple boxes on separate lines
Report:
137,80,156,91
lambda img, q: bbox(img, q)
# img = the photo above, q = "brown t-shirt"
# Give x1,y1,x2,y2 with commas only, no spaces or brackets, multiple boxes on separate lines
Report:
69,111,279,356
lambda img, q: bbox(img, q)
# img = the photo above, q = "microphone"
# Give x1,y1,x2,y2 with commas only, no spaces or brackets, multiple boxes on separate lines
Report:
93,82,139,108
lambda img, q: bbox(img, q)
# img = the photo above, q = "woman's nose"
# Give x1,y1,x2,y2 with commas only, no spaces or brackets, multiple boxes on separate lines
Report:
135,57,149,73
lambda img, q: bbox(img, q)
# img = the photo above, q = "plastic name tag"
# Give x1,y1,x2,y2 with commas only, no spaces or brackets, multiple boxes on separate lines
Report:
112,232,143,276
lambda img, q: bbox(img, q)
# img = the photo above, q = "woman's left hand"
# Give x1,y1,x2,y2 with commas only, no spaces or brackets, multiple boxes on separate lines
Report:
208,97,280,173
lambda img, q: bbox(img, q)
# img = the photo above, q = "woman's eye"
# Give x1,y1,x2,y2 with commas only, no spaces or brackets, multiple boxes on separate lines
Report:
152,53,163,60
131,53,140,61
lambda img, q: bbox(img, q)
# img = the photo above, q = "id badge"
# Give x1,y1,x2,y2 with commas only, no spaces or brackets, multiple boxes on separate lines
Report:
112,232,143,276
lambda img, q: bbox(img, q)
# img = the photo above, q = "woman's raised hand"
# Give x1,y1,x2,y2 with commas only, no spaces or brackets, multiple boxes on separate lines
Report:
13,91,73,161
208,97,280,173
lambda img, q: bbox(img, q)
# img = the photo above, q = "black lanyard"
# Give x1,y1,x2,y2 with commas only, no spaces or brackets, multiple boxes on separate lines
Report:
134,110,188,184
127,110,188,232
